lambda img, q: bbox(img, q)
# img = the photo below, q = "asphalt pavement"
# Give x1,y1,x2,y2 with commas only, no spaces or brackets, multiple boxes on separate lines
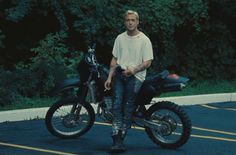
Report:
0,93,236,155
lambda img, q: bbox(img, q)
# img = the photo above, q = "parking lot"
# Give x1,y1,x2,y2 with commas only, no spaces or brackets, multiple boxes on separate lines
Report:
0,101,236,155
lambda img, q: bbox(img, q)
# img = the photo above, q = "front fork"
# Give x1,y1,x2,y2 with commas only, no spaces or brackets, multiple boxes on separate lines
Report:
70,84,89,118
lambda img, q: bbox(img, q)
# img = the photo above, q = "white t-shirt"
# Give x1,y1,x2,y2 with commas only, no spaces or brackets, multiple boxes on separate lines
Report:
112,31,153,81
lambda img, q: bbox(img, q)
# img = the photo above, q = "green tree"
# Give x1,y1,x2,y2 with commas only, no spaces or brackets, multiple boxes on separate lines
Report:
5,0,68,32
0,29,4,48
0,0,235,106
1,0,235,79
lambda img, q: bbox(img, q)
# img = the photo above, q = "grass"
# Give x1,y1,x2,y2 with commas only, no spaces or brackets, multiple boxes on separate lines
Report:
0,80,235,111
160,79,236,97
0,97,57,111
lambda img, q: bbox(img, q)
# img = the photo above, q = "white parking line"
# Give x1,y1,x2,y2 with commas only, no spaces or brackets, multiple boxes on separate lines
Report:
200,104,236,111
94,121,236,143
0,141,78,155
1,121,236,154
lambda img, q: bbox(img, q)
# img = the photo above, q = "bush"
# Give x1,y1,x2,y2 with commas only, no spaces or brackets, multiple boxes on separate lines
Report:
0,29,5,48
0,32,81,106
0,67,30,106
1,0,235,79
0,0,235,107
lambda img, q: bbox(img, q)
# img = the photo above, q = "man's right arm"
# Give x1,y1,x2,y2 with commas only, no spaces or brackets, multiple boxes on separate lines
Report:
104,57,118,90
108,57,118,80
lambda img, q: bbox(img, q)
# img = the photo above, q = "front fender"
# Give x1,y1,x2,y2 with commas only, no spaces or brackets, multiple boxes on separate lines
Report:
49,77,81,96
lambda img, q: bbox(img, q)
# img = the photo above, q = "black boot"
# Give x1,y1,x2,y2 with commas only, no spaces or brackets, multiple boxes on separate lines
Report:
109,130,126,153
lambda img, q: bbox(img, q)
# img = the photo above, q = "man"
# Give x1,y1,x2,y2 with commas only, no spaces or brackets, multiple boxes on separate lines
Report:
104,10,153,153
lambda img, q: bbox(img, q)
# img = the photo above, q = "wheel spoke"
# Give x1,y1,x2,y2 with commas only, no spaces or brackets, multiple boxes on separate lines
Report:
45,97,95,138
150,109,183,143
145,102,191,149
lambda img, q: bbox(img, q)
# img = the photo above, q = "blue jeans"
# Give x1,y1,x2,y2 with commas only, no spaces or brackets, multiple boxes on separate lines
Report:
112,72,143,135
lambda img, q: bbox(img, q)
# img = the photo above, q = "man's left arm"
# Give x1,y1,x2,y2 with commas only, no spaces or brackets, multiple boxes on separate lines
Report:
124,60,152,76
132,60,152,74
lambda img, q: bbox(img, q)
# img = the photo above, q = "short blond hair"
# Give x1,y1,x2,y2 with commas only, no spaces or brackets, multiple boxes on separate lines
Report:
124,10,139,20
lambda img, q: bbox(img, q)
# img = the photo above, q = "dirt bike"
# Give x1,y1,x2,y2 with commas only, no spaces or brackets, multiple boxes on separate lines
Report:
45,44,191,149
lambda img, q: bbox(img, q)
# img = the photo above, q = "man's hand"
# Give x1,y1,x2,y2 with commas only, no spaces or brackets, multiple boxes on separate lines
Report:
123,66,136,77
123,60,152,77
104,78,112,91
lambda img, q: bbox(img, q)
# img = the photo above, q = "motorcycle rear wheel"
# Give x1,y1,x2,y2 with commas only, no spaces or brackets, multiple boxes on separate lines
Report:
145,101,191,149
45,97,95,139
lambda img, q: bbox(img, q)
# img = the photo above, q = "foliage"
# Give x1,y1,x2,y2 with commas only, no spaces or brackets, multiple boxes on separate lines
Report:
179,22,236,79
66,0,214,75
0,32,80,106
133,0,209,71
4,0,68,32
70,0,124,45
64,0,235,80
0,68,14,106
5,0,34,22
161,79,236,97
0,29,5,48
50,0,69,32
29,32,80,95
0,97,57,111
0,0,235,106
0,66,36,106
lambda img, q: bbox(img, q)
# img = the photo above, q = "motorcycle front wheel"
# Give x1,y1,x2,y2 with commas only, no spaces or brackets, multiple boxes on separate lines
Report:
145,101,191,149
45,97,95,139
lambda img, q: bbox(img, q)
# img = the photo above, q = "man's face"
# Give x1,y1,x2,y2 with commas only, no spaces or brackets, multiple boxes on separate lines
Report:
124,14,139,31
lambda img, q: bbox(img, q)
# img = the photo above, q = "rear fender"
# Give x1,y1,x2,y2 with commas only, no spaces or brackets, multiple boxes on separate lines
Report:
162,74,189,92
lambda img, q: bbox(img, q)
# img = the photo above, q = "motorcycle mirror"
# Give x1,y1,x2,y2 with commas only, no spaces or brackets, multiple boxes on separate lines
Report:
88,43,96,53
92,43,96,49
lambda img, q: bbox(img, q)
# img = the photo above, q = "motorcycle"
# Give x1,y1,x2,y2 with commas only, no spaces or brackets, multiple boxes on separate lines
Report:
45,44,192,149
